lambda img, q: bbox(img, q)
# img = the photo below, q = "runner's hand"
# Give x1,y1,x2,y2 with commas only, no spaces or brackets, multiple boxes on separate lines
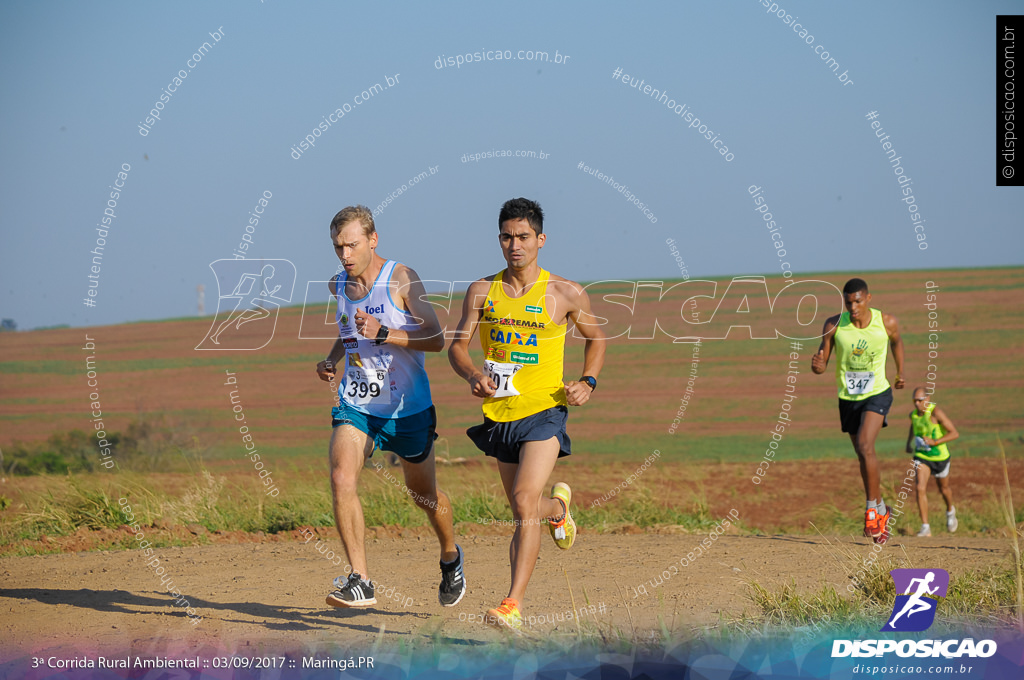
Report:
564,380,592,406
894,374,906,389
317,360,336,382
811,349,827,374
354,310,381,339
469,373,496,398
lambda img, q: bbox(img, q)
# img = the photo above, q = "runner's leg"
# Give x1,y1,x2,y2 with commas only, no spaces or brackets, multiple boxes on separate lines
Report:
915,461,931,524
400,443,458,563
851,411,885,502
849,433,869,497
936,473,954,511
329,425,374,578
497,437,563,605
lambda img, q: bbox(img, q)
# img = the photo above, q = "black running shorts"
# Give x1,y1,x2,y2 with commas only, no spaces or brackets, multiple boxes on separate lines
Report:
914,456,951,479
838,387,893,435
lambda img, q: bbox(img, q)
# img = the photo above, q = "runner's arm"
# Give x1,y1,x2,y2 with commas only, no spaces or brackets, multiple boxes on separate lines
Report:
562,282,606,407
905,421,916,454
447,279,497,397
925,407,959,446
369,265,445,352
883,312,906,389
810,315,840,374
317,277,347,382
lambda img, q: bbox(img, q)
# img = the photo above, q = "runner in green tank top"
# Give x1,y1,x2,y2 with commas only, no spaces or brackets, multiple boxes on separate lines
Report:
904,387,959,537
811,278,905,544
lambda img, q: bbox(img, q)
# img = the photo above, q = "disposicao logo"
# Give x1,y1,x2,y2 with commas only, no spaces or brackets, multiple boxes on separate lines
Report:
831,567,997,659
883,568,947,632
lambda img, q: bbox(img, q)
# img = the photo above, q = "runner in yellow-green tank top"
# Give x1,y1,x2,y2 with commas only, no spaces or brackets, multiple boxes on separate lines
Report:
448,198,606,633
811,278,905,545
904,387,959,537
833,306,891,400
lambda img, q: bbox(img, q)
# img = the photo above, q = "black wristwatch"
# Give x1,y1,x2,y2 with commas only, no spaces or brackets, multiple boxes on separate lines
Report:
580,376,597,391
375,325,390,345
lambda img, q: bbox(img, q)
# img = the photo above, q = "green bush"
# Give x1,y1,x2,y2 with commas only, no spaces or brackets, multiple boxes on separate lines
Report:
3,429,110,475
2,412,212,476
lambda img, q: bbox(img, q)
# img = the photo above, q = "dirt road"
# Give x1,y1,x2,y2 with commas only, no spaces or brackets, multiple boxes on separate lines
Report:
1,532,1013,659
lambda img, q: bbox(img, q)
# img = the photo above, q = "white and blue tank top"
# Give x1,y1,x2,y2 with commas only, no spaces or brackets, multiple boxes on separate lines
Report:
334,260,432,418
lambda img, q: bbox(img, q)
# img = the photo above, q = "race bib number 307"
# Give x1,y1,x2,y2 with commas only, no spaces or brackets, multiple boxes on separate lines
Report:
845,370,875,395
483,360,523,398
345,366,391,406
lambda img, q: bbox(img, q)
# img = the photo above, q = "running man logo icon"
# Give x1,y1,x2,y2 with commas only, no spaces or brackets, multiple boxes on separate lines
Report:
196,259,296,351
881,568,949,632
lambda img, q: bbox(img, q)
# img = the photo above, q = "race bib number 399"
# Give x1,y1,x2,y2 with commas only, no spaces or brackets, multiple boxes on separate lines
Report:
483,360,523,398
845,370,875,395
344,366,391,406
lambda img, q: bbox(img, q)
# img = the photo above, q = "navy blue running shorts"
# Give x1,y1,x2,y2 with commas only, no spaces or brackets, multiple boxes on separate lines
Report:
466,405,571,464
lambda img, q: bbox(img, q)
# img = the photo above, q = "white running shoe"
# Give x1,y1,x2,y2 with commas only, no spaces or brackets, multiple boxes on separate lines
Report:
916,525,932,537
947,509,958,533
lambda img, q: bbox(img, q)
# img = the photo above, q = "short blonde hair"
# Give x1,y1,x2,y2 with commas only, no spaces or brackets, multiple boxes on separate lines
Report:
330,205,375,237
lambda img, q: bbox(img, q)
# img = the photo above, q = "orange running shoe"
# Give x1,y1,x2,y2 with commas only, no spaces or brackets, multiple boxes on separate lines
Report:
864,508,879,538
873,506,892,545
484,597,523,633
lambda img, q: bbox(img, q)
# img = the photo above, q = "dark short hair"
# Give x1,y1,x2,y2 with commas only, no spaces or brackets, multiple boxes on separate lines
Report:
498,197,544,235
843,278,869,296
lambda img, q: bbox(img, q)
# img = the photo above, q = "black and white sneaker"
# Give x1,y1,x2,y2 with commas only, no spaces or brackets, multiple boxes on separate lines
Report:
326,572,376,608
438,544,466,607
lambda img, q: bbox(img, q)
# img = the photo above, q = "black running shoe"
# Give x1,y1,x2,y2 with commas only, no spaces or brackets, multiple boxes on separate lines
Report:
326,573,376,608
438,544,466,607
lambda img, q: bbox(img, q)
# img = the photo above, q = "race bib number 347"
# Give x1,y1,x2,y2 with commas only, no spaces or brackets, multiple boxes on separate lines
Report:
345,366,391,406
483,360,523,398
845,370,875,395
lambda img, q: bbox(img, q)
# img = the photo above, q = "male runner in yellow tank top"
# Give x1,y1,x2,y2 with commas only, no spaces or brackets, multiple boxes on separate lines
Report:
811,278,905,544
448,197,606,632
905,387,959,537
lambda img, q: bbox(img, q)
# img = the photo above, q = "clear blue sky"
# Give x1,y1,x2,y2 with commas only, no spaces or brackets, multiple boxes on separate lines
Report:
1,0,1020,329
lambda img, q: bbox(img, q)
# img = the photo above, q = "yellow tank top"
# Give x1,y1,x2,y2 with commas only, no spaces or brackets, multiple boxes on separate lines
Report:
479,269,567,422
910,403,950,462
834,308,890,401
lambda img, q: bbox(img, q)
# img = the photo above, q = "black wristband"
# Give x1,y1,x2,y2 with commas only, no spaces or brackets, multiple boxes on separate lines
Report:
375,325,390,345
580,376,597,391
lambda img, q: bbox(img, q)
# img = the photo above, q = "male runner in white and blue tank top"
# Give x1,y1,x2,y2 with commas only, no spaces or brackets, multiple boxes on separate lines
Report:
315,205,465,609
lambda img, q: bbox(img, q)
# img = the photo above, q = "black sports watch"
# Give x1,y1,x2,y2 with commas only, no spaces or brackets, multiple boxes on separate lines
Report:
579,376,597,391
375,325,390,345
